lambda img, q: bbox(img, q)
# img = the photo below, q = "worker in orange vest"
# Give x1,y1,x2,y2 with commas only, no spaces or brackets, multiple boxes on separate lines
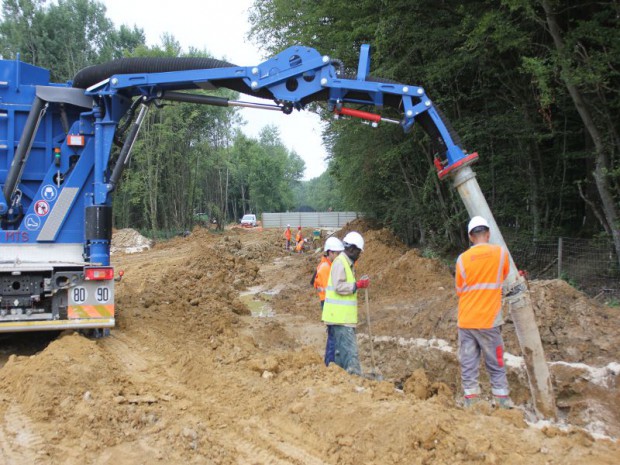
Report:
294,226,304,253
455,216,512,409
312,237,345,309
283,224,292,250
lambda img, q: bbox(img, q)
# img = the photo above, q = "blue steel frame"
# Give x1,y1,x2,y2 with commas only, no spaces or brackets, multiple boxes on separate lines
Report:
2,44,473,265
89,44,471,196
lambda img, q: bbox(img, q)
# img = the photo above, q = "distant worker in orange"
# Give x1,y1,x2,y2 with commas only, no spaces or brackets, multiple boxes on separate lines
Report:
312,237,345,309
455,216,512,408
294,226,304,253
283,224,292,251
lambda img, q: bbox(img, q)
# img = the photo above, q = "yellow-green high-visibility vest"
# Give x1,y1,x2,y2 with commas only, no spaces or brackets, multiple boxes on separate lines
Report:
322,253,358,324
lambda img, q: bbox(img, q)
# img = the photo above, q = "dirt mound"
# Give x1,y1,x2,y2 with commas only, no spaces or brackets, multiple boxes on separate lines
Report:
1,222,619,463
337,217,383,236
267,219,620,437
114,228,265,335
0,333,108,421
527,279,618,363
111,228,153,254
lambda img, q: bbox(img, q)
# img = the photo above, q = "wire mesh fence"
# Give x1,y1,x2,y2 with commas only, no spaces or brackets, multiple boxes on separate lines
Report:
505,233,620,301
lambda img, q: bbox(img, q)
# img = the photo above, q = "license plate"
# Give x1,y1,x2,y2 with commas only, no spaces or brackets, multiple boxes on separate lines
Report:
68,280,114,319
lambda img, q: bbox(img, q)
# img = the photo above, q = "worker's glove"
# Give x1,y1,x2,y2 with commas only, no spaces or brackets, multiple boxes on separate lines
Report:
355,278,370,289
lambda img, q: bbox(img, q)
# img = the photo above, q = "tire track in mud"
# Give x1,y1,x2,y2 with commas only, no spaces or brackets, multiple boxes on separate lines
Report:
101,331,151,373
0,404,47,465
101,329,330,464
220,419,329,465
252,423,328,465
99,330,193,406
100,283,331,465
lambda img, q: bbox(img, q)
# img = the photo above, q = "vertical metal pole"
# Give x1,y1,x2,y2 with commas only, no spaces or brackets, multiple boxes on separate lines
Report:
15,53,21,88
557,237,563,279
364,288,377,376
90,104,118,266
451,166,556,419
89,106,108,266
93,105,105,204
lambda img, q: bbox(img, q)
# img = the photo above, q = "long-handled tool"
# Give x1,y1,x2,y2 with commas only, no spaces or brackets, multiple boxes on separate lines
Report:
363,284,382,380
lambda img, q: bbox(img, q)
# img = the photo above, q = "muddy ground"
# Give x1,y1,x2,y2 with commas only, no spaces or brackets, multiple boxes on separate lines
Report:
0,222,618,464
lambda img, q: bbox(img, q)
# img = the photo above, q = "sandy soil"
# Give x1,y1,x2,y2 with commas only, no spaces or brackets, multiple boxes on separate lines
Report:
0,223,618,464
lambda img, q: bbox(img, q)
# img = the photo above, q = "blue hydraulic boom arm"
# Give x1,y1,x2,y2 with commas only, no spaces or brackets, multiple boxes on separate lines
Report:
76,44,477,208
1,43,474,265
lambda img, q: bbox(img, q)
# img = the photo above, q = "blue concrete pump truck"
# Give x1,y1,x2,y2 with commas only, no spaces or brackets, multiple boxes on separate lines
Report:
0,45,555,417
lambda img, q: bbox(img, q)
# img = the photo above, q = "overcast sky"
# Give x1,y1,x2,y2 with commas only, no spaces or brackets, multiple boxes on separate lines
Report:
101,0,328,180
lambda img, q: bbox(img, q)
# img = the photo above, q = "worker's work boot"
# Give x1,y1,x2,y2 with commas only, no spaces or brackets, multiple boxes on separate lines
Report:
463,394,480,407
493,395,514,409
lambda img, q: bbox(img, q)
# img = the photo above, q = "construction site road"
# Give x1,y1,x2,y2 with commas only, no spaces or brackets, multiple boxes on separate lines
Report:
1,223,619,464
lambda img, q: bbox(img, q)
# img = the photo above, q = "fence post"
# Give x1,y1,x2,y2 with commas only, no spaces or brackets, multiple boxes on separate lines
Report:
557,237,563,279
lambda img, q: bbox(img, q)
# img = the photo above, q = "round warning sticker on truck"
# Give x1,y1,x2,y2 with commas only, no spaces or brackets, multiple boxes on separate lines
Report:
41,184,57,201
24,214,41,231
34,200,50,217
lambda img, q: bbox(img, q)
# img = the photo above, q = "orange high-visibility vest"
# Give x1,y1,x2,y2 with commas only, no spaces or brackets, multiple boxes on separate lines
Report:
284,228,292,240
295,231,302,242
314,256,331,301
455,243,509,329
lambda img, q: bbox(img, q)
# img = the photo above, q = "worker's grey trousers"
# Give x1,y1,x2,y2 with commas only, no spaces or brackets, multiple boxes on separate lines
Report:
325,325,362,376
458,327,509,397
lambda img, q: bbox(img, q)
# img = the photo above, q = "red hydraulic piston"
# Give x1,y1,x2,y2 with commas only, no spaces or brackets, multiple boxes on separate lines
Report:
334,107,382,123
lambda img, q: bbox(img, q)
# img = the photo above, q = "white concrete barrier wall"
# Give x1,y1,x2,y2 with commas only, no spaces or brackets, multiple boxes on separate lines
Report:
261,212,359,229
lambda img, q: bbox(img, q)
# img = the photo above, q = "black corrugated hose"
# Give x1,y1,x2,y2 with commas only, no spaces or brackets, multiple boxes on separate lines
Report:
72,57,460,152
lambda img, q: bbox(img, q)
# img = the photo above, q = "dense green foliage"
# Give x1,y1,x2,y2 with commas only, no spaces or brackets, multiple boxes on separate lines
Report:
250,0,620,257
0,0,144,82
293,170,348,212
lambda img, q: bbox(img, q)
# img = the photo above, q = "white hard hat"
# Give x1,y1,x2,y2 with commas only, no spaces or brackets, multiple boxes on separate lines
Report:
342,231,364,251
468,216,490,234
287,224,290,227
324,237,344,252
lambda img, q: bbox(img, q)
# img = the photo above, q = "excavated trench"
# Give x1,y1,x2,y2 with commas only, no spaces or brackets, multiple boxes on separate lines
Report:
0,223,618,464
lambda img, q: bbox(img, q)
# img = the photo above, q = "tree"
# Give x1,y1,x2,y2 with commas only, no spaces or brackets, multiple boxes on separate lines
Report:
248,126,305,214
539,0,620,268
228,131,257,219
112,38,241,232
0,0,46,64
293,170,348,212
249,0,620,258
249,0,381,66
0,0,145,82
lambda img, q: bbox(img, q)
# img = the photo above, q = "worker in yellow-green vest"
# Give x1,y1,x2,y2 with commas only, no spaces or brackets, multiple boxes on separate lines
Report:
321,231,369,375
